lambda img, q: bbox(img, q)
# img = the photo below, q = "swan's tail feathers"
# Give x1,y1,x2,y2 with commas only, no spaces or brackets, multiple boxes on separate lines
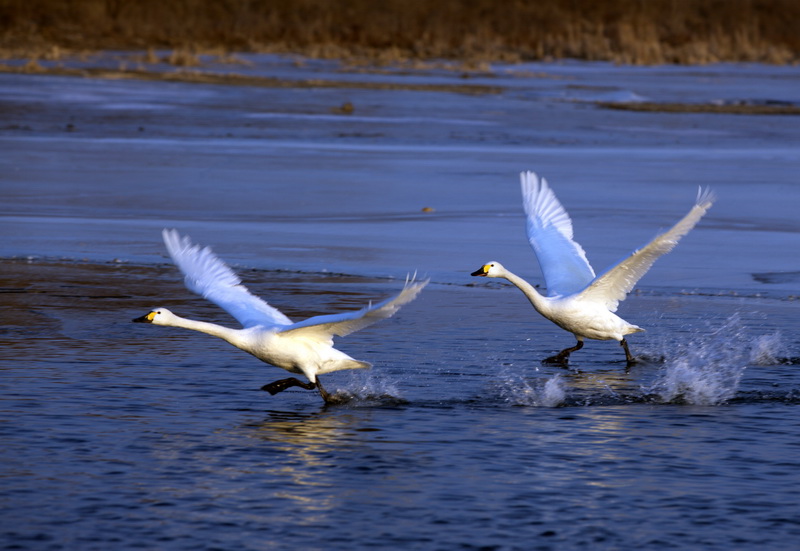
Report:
318,359,372,375
343,360,372,370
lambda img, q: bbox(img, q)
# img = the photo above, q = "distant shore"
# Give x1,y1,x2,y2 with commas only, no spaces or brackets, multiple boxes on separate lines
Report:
2,0,798,66
3,50,799,117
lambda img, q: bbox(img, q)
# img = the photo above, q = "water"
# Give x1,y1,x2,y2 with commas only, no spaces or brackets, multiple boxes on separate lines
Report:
2,56,800,550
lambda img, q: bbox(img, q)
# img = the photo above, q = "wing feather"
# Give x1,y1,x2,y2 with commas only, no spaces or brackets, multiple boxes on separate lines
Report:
162,229,293,329
579,187,715,311
278,276,428,342
521,171,596,296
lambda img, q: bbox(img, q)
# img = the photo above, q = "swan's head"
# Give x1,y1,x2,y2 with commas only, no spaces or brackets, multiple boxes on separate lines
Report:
133,307,175,325
471,261,505,278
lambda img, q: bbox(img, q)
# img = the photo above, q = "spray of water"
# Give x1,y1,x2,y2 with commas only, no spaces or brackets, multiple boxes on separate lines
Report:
332,371,406,406
749,331,785,365
646,313,783,405
498,371,567,407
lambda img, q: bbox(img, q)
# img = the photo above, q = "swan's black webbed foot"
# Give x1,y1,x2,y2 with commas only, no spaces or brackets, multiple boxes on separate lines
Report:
315,379,350,405
542,340,584,368
261,377,349,405
542,354,571,368
261,377,316,395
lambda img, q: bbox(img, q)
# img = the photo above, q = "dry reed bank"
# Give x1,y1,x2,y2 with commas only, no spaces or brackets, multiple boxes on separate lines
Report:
1,0,798,65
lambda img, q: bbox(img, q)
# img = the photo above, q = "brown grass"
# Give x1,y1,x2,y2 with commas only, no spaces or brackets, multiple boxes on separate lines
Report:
1,0,798,65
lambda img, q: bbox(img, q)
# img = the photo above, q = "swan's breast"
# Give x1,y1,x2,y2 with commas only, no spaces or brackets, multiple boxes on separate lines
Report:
248,331,333,373
545,299,629,341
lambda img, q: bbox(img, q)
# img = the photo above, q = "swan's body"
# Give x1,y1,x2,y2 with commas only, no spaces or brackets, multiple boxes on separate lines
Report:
472,171,714,366
134,230,427,402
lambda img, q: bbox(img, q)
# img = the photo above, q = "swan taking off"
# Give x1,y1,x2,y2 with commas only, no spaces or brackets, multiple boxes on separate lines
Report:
472,171,714,367
134,230,428,403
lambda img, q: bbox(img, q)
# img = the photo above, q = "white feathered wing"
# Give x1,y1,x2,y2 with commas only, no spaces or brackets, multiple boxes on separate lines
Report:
162,229,294,329
163,229,429,344
521,171,596,297
578,187,715,311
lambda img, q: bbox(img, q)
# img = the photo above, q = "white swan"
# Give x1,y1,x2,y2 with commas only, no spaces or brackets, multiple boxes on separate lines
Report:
472,171,714,366
134,229,428,403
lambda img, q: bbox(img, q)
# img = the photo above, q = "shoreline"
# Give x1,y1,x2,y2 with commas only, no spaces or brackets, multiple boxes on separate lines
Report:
0,62,504,96
3,56,798,116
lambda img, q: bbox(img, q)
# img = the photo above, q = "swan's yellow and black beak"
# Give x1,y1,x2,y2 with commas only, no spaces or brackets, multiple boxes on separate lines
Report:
133,311,156,323
471,264,489,277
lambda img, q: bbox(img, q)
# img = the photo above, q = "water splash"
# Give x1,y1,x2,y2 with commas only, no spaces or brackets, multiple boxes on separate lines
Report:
647,313,758,405
331,372,407,406
749,331,785,365
499,372,567,407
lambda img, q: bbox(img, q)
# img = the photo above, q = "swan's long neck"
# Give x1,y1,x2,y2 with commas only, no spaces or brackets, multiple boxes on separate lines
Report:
167,315,245,346
501,269,550,314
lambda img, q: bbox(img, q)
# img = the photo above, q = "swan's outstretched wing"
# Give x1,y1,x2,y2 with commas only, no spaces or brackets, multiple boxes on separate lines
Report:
521,171,596,296
162,229,294,329
278,277,428,342
580,188,715,311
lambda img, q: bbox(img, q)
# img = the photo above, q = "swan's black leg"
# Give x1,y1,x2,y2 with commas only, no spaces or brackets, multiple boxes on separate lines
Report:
543,340,584,367
621,339,638,367
261,377,316,395
315,378,333,403
262,376,345,405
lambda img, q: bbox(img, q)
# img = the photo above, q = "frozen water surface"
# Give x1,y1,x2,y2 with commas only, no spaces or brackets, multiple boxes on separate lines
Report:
1,57,799,550
2,58,798,293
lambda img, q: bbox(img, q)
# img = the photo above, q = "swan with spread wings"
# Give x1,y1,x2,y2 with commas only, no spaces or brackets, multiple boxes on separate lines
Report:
134,230,427,403
472,171,714,367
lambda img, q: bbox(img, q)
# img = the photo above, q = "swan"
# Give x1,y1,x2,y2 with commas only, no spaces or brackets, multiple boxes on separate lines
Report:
133,229,428,403
472,171,714,366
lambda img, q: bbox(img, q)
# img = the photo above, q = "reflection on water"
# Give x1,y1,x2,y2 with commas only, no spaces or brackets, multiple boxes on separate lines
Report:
246,409,352,444
242,410,352,522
